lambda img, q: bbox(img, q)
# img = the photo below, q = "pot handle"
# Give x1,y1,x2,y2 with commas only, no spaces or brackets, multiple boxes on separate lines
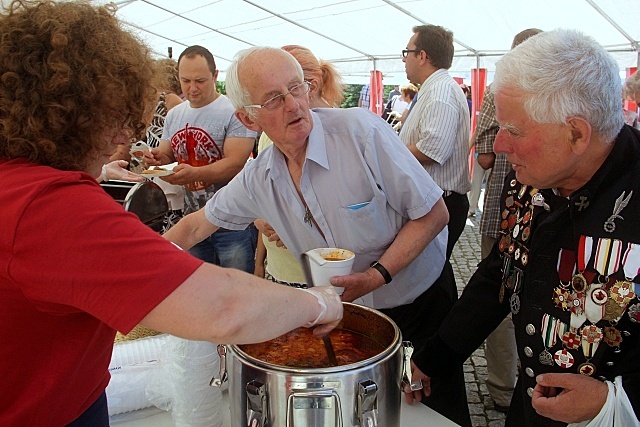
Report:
402,341,423,391
357,380,378,427
210,344,228,387
286,389,343,427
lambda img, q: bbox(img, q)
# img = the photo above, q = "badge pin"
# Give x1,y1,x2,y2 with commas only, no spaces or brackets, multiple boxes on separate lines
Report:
510,293,521,315
554,349,575,368
627,303,640,323
603,326,623,347
603,191,632,233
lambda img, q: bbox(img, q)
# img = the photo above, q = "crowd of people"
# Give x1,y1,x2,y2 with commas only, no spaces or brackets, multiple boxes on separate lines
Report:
1,1,639,427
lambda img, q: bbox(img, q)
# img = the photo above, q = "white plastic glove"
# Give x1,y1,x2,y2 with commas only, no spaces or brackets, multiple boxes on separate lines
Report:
101,160,144,183
301,286,343,336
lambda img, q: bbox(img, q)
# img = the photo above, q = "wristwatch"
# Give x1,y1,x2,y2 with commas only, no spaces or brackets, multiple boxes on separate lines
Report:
370,261,392,284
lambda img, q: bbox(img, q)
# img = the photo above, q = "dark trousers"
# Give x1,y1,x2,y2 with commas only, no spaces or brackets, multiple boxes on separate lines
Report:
66,392,109,427
380,262,472,427
443,191,470,260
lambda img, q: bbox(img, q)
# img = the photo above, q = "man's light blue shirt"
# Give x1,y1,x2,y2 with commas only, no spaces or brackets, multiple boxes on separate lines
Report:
204,108,447,309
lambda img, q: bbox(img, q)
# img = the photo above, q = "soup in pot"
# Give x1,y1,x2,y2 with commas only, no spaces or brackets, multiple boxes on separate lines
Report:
239,327,385,368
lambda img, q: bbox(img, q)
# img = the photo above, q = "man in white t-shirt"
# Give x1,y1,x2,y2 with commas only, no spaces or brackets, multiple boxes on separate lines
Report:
145,45,258,272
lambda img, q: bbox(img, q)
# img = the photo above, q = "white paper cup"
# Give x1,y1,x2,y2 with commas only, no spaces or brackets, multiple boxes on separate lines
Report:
307,248,355,294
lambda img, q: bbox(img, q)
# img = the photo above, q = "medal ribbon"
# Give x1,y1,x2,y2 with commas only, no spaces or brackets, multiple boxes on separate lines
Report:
513,268,523,293
580,325,602,360
541,314,561,348
585,285,606,323
593,238,623,277
556,321,570,341
557,249,576,282
577,235,593,272
622,242,640,281
570,311,587,330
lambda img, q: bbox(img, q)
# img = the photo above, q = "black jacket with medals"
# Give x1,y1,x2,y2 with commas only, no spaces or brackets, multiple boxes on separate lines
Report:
416,125,640,426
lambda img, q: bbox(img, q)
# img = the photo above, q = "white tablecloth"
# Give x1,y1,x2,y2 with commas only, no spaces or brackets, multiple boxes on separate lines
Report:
115,388,459,426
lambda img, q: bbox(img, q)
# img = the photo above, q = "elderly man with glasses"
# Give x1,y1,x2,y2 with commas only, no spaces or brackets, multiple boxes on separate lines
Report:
164,46,471,426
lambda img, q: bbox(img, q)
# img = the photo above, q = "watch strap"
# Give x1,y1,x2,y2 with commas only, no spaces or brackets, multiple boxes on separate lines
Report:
370,261,392,284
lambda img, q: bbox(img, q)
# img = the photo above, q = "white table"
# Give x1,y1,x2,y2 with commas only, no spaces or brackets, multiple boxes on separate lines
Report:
116,389,459,426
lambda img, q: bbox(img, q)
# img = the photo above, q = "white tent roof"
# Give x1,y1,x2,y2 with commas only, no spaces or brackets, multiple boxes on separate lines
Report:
107,0,640,84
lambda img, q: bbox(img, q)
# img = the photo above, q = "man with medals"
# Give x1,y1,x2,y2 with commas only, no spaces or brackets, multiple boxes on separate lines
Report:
404,29,640,426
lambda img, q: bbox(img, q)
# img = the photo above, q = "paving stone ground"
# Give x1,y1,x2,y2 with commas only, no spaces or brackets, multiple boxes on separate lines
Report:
450,208,507,427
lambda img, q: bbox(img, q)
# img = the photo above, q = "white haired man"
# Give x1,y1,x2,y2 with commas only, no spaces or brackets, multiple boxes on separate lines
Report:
406,29,640,426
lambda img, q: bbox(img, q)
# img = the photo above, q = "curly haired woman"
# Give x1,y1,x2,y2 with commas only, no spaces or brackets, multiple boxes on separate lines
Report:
0,2,342,425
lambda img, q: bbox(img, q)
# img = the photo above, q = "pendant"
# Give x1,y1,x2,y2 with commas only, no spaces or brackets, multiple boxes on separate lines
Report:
554,349,575,368
571,273,588,293
578,362,596,376
539,349,554,366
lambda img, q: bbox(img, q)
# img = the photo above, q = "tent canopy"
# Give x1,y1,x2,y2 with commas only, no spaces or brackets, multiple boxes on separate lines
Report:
108,0,640,84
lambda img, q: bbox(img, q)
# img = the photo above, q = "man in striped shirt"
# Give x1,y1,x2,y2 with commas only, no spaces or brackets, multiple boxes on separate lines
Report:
399,24,471,259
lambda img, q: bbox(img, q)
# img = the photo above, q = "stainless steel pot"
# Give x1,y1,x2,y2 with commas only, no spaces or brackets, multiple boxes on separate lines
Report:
212,303,416,427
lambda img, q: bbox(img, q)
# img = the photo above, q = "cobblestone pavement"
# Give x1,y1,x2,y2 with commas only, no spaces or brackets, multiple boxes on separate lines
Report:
450,210,507,427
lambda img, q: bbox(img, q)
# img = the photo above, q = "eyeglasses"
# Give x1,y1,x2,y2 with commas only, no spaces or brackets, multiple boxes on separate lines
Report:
402,49,422,58
244,81,311,111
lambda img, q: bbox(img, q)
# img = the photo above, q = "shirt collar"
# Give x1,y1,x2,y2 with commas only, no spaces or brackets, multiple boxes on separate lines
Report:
266,109,329,180
305,110,329,170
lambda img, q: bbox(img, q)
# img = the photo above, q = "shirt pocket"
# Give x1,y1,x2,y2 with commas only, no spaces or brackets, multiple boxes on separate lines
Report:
337,192,397,253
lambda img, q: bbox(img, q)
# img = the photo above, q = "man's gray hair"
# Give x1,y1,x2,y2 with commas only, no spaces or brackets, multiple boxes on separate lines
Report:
493,29,624,142
226,46,304,117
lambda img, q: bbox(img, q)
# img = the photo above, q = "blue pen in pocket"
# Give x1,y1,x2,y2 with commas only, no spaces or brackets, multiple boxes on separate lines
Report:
347,202,369,210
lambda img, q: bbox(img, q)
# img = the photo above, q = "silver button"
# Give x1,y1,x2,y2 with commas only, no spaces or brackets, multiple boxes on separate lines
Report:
524,346,533,357
526,324,536,335
527,387,534,397
606,361,614,367
525,367,535,377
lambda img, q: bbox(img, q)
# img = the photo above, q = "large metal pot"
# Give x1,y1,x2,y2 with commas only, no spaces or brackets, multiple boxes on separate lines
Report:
212,303,415,427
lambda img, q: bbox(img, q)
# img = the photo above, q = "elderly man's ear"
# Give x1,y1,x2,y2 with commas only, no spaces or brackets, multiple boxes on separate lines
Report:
566,116,592,155
235,110,263,133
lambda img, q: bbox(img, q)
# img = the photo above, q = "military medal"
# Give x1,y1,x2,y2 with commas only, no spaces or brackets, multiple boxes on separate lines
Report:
585,284,607,323
571,274,588,293
518,184,528,199
603,299,624,321
532,192,550,211
569,292,585,315
509,268,523,315
540,314,561,366
561,330,581,350
628,303,640,323
578,324,602,376
554,349,575,369
510,293,520,315
609,280,634,305
578,362,597,376
603,326,623,347
553,288,572,310
603,191,632,233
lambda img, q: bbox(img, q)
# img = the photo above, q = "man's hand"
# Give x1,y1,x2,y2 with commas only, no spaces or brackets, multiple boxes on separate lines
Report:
254,219,285,248
142,147,164,167
330,269,380,302
531,373,608,423
161,163,203,186
403,361,432,404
